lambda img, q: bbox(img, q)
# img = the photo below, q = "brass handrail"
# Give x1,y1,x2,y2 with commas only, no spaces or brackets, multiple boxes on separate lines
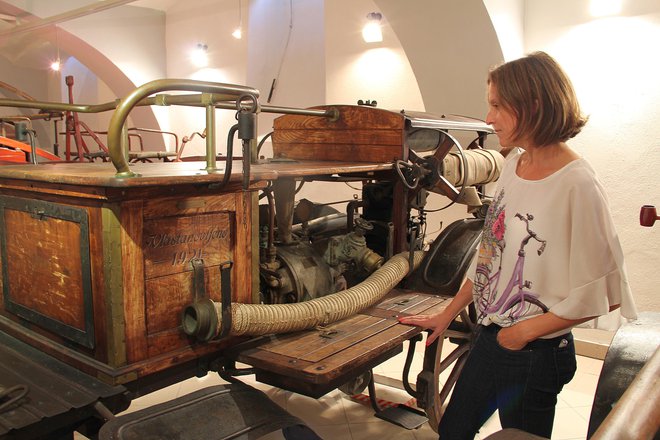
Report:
107,79,260,178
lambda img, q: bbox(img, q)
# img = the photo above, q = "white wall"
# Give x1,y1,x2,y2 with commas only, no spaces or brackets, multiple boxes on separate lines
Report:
1,1,167,152
3,0,166,86
0,55,52,145
248,0,325,159
59,3,167,151
483,0,525,60
325,0,424,110
521,0,660,312
319,0,425,209
375,0,503,121
165,0,248,157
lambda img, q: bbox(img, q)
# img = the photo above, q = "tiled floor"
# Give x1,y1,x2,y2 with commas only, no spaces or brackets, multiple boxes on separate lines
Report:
82,339,603,440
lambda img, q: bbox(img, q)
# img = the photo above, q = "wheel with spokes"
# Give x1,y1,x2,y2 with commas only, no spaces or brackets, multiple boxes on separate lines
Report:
415,305,477,432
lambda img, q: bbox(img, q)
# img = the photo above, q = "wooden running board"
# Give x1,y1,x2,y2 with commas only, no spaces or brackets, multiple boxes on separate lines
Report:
226,289,450,398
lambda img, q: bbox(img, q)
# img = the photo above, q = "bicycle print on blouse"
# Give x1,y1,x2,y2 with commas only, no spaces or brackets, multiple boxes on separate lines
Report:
474,189,549,326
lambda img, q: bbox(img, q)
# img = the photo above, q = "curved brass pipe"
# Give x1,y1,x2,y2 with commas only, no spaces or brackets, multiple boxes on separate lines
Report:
107,79,259,178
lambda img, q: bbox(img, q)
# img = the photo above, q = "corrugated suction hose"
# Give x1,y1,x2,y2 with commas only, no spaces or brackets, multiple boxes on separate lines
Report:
183,251,425,340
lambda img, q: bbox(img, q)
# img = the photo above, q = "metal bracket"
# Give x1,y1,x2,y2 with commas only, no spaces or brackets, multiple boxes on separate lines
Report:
191,258,207,302
182,259,218,342
402,334,423,398
368,369,428,430
219,261,234,339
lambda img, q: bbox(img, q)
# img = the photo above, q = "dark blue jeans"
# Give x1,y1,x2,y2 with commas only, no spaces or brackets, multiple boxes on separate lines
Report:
438,324,577,440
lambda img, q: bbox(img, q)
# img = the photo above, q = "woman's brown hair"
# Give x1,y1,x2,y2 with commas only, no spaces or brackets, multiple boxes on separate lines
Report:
487,51,588,147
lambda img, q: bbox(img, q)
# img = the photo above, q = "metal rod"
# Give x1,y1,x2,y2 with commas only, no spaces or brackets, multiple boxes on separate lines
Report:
53,119,59,156
592,347,660,440
93,401,116,422
0,98,119,114
27,131,38,165
242,139,251,189
149,96,337,119
205,96,216,172
121,124,129,163
0,95,336,118
260,104,338,118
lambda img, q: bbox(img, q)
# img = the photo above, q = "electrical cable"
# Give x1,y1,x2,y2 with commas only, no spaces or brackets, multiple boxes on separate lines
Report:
344,181,362,191
258,181,273,200
395,159,419,190
294,179,305,195
221,124,238,188
257,131,273,156
267,0,294,103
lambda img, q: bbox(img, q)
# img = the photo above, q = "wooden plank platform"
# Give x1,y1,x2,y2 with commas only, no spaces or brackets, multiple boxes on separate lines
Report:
227,289,450,398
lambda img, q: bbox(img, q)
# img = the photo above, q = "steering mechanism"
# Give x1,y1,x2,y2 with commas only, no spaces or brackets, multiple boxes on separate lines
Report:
395,159,430,190
395,139,504,211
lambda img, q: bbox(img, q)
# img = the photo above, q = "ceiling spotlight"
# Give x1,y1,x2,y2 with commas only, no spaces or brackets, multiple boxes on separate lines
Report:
191,43,208,68
50,59,61,71
362,12,383,43
232,27,242,39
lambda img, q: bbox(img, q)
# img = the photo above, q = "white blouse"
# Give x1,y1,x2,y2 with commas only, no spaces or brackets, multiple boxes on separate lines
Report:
469,150,637,336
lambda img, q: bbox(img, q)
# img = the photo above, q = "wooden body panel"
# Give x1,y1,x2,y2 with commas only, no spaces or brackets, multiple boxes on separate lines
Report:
230,290,450,397
0,196,97,351
0,177,256,385
272,105,407,163
6,209,85,329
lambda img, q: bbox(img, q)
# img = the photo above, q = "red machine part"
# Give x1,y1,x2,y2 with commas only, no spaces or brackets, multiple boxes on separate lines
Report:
0,135,61,163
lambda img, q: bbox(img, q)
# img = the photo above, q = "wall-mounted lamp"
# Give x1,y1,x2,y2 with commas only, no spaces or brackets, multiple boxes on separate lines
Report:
191,43,208,68
362,12,383,43
232,0,243,39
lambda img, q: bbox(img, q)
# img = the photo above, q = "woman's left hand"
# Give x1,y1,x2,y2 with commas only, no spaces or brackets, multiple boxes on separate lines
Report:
496,324,529,350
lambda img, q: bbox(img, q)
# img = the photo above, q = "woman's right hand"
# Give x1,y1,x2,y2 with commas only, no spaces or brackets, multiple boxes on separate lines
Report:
398,279,475,346
398,312,453,346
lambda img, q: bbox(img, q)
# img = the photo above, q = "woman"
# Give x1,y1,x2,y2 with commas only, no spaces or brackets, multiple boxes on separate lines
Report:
399,52,637,439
